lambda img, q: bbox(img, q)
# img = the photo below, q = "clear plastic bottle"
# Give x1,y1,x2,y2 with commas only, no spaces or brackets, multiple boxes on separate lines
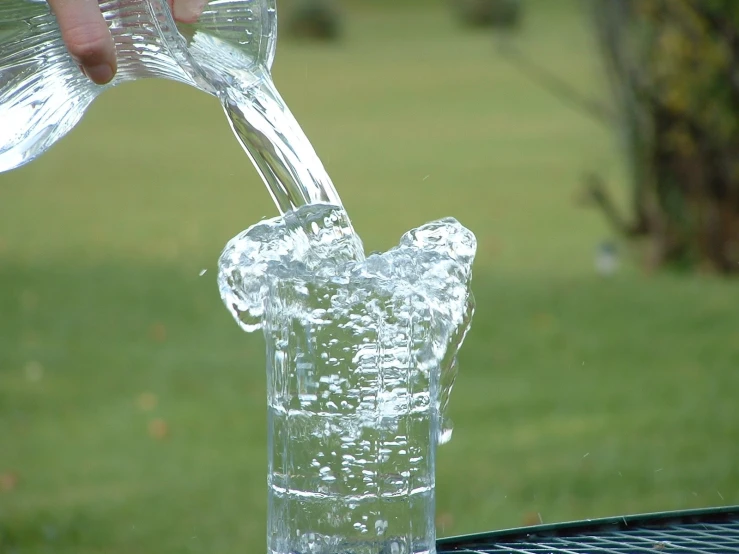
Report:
0,0,276,172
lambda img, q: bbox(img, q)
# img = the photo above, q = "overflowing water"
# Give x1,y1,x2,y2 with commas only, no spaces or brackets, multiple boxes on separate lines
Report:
218,204,476,554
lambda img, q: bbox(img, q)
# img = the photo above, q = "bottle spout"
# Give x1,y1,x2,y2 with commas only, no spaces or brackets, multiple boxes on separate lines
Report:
173,0,277,93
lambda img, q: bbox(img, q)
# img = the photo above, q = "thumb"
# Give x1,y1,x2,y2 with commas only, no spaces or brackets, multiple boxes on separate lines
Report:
47,0,116,84
172,0,209,24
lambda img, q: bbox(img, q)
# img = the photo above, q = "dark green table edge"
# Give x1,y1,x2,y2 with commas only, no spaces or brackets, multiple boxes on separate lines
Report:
436,504,739,551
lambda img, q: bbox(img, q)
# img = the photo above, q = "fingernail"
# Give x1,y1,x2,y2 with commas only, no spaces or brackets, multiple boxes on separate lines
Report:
83,63,115,85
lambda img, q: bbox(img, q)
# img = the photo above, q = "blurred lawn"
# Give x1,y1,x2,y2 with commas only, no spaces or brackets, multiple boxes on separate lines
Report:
1,1,738,552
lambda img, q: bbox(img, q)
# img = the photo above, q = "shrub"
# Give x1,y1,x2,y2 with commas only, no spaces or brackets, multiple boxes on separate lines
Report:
450,0,523,29
286,0,342,41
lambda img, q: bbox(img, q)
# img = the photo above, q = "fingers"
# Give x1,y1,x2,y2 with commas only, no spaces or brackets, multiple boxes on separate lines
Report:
46,0,207,85
172,0,208,24
47,0,116,85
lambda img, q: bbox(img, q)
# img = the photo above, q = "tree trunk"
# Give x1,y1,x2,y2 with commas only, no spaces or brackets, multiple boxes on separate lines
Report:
586,0,739,274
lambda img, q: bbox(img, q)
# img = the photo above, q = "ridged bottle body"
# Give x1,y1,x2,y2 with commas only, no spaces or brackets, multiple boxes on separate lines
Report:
0,0,276,172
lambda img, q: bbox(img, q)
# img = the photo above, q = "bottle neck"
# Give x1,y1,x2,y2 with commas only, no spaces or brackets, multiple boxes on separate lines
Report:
105,0,208,90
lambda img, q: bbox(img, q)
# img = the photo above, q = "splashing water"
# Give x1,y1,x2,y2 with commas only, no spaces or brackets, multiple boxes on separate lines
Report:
218,204,475,554
218,204,475,445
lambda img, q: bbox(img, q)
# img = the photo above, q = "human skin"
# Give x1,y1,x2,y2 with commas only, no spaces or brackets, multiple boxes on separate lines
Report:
46,0,208,85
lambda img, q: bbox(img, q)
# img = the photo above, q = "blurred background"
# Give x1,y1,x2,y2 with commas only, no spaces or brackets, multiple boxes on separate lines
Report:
1,0,738,551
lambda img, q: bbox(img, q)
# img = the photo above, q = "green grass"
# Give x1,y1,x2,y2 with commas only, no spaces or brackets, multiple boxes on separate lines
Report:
1,1,738,552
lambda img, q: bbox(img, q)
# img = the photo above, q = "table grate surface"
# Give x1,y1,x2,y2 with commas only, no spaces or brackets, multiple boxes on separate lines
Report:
437,506,739,554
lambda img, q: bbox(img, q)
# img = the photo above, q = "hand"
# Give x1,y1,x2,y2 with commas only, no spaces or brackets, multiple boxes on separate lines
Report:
46,0,208,85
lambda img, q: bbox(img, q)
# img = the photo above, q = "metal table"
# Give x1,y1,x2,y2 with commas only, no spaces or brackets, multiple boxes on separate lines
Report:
437,505,739,553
